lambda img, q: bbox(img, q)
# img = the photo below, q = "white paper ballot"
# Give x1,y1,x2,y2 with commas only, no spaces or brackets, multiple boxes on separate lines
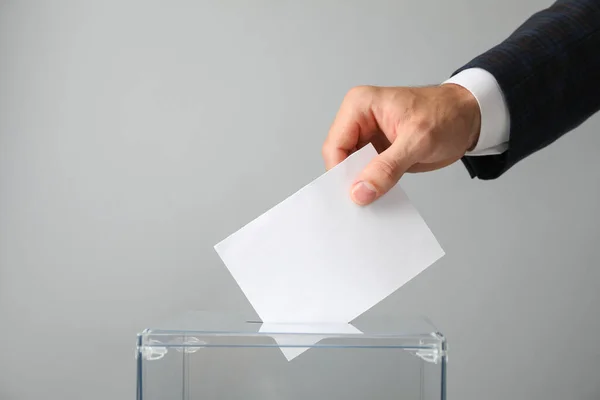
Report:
259,322,363,361
214,143,444,359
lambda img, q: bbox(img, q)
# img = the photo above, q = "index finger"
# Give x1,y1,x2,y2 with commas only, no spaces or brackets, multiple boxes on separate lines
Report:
322,86,378,170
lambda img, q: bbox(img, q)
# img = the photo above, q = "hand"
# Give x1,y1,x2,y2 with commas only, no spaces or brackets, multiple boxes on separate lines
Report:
322,84,481,205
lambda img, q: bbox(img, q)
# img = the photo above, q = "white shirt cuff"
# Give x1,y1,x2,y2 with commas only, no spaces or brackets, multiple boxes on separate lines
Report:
443,68,510,156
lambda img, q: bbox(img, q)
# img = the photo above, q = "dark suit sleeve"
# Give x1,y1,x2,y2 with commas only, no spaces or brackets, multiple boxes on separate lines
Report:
454,0,600,179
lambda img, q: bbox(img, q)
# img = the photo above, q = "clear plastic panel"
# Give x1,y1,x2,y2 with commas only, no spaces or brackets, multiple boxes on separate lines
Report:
136,311,447,400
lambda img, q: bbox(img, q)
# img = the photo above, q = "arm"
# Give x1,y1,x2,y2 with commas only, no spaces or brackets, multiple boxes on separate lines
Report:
322,0,600,205
453,0,600,179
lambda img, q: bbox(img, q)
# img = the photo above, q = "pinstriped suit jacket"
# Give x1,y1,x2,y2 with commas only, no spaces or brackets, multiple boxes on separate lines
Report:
455,0,600,179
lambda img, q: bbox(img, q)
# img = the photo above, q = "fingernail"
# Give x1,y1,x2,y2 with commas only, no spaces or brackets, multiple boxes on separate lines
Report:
351,181,377,205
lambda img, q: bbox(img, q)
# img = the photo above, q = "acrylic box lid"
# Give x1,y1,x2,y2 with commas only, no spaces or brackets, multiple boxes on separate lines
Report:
138,310,447,364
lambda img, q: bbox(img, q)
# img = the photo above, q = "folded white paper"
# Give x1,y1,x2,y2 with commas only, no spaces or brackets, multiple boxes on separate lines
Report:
214,143,444,359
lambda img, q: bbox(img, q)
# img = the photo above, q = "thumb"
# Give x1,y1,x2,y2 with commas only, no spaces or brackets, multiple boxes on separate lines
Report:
350,141,415,205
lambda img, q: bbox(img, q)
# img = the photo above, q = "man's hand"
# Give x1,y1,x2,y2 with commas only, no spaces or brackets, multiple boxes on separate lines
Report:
322,84,481,205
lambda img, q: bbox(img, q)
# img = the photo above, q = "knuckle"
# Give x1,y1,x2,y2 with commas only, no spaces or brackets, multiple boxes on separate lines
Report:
345,85,373,102
371,157,398,183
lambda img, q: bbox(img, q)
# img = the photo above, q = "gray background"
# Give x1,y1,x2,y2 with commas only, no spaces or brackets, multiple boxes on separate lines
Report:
1,0,599,399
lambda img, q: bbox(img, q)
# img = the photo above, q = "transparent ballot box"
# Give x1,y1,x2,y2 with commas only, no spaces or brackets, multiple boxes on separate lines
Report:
136,311,447,400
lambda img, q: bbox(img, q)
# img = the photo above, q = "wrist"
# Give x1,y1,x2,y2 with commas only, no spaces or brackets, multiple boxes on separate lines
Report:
441,83,481,152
